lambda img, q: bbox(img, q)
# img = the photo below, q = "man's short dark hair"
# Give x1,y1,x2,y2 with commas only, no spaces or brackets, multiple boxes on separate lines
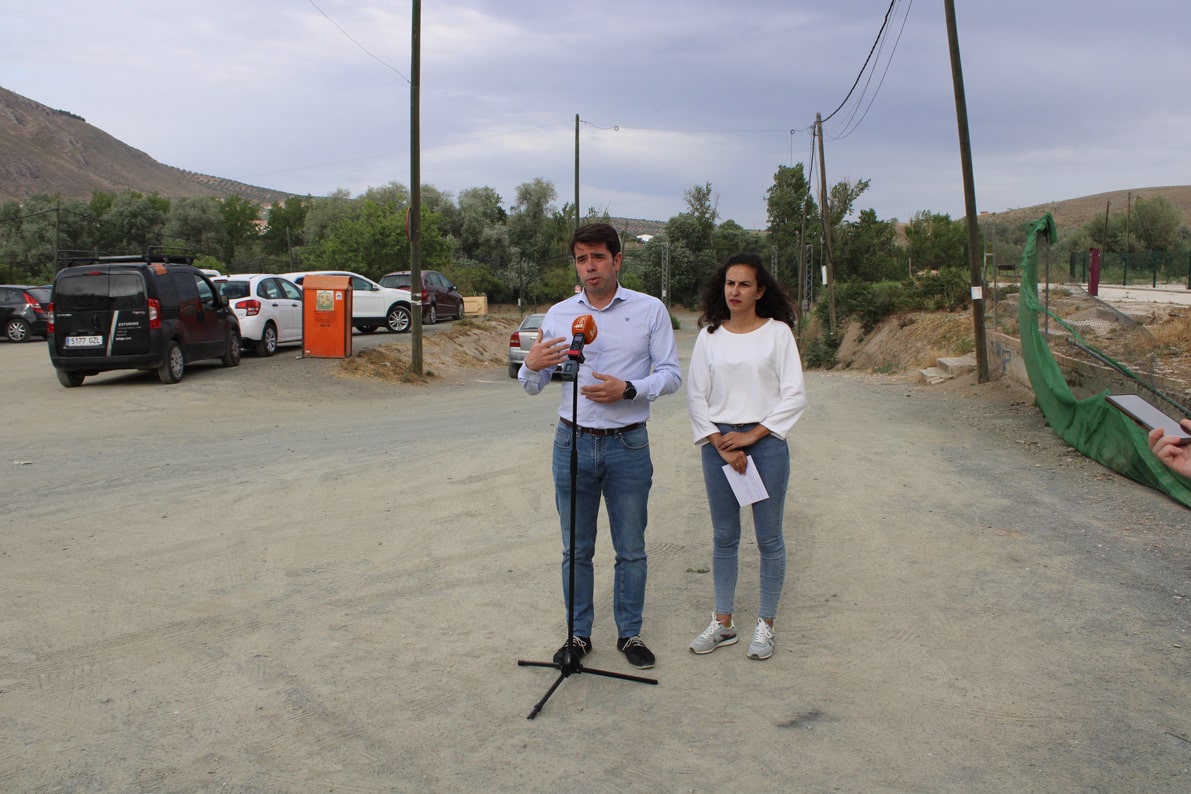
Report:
570,223,621,257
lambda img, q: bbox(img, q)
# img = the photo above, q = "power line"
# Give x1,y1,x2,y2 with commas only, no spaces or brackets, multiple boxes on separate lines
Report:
832,0,912,141
308,0,410,83
821,0,902,125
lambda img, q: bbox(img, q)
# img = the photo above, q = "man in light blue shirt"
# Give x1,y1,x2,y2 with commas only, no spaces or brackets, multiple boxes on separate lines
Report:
520,223,681,669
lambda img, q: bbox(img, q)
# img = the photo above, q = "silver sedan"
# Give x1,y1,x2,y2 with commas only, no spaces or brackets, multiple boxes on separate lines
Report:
507,313,545,378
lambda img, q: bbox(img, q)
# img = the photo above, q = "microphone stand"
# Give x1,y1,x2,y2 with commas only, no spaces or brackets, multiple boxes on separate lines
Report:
518,348,657,719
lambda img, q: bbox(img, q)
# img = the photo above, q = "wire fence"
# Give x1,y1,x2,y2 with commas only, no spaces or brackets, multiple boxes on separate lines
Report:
1068,250,1191,289
988,246,1191,418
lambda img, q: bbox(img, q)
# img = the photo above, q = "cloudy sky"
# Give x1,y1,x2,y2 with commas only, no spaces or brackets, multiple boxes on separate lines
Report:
5,1,1188,229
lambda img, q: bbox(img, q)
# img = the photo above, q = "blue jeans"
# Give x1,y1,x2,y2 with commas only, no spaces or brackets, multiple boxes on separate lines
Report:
700,423,790,621
553,422,653,638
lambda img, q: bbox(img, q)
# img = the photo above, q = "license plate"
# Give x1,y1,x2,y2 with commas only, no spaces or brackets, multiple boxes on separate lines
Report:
65,335,103,348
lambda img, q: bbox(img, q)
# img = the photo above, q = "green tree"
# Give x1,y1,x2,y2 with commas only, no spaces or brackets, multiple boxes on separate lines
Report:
261,196,310,263
163,196,226,259
420,184,462,242
302,197,452,279
712,220,765,267
1131,196,1184,252
13,194,65,270
506,178,559,302
94,192,170,255
56,197,101,258
835,209,903,282
684,182,719,251
508,178,558,261
663,214,716,307
417,209,455,272
303,189,356,247
88,191,115,221
457,186,508,265
826,178,870,227
361,182,410,207
451,256,505,301
304,197,405,277
219,196,261,266
904,211,967,272
766,163,819,292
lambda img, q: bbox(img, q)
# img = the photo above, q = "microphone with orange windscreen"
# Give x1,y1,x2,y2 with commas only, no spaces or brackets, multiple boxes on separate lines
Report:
566,314,598,362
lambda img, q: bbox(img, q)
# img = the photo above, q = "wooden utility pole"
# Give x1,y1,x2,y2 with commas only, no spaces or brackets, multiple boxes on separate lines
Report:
409,0,423,374
1125,192,1131,264
944,0,988,382
1102,200,1112,256
574,114,580,230
814,114,837,334
799,189,809,313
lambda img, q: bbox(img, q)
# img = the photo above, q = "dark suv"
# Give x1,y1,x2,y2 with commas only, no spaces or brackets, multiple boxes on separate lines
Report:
48,254,241,387
379,270,464,324
1,285,51,342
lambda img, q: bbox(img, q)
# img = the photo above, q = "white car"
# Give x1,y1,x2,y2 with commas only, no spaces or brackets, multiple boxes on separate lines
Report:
199,268,229,285
282,271,415,334
220,274,304,356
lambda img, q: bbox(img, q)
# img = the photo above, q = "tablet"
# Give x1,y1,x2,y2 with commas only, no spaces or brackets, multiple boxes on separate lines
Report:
1106,394,1191,445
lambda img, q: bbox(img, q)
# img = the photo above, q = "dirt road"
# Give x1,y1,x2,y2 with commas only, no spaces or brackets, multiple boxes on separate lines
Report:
1,319,1188,792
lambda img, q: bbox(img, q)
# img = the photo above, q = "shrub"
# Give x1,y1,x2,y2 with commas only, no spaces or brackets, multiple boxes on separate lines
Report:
812,269,973,334
910,268,969,311
817,280,910,333
802,329,840,369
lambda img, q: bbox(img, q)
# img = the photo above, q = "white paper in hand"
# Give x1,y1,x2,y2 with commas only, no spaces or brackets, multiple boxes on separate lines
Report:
721,455,770,506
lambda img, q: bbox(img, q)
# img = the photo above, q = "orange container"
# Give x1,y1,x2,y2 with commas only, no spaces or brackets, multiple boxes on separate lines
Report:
302,275,352,358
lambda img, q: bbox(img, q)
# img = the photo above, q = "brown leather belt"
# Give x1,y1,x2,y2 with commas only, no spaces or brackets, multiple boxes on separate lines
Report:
560,418,644,437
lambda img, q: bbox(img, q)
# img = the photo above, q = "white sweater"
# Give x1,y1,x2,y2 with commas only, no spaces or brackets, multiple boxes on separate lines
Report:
687,318,808,445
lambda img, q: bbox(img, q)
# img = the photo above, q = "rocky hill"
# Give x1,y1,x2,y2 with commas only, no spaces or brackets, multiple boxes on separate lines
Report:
0,86,292,205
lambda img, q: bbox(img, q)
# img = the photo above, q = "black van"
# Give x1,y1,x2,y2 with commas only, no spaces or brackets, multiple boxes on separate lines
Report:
48,255,241,387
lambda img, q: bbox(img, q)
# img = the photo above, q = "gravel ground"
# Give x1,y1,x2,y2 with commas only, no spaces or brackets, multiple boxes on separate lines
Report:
0,314,1188,792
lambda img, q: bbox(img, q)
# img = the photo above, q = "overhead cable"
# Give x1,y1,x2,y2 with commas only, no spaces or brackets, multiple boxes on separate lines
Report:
821,0,902,125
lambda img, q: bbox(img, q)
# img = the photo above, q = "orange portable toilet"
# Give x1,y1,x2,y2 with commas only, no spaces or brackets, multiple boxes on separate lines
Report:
302,275,352,358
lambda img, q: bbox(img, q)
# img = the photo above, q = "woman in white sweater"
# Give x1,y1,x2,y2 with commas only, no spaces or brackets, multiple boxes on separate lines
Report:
686,253,808,660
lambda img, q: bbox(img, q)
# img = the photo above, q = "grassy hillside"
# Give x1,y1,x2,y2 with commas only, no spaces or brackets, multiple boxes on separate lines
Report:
981,185,1191,230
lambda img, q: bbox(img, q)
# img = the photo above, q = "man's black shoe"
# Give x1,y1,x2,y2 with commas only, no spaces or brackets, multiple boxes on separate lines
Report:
553,636,591,666
617,635,656,669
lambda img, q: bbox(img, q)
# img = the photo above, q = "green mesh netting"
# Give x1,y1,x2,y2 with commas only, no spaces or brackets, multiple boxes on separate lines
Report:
1017,213,1191,508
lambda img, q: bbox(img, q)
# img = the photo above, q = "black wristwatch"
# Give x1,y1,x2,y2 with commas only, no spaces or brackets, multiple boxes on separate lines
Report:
623,381,637,401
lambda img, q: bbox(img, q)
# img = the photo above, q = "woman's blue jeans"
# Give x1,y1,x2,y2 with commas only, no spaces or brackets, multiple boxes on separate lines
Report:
700,423,790,621
553,422,652,638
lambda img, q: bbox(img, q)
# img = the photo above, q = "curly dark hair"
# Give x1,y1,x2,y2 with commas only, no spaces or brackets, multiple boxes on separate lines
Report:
698,252,797,332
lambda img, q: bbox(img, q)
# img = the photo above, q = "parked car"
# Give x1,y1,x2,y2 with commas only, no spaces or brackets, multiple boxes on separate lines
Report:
508,313,546,378
378,270,465,324
1,284,51,342
48,254,241,387
221,274,304,356
282,271,414,334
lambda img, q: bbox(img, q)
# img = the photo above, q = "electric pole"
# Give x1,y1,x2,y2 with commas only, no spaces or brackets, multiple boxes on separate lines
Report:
661,242,671,306
409,0,423,374
944,0,989,382
814,114,837,334
574,114,580,230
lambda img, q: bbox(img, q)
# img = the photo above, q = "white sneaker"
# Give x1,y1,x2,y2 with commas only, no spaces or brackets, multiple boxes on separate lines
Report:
689,615,738,654
747,619,774,660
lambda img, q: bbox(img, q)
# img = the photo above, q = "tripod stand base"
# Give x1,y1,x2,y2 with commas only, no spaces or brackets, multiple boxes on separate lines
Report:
518,657,658,719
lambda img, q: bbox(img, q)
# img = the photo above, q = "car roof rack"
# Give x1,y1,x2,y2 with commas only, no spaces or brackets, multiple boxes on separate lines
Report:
60,246,197,267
